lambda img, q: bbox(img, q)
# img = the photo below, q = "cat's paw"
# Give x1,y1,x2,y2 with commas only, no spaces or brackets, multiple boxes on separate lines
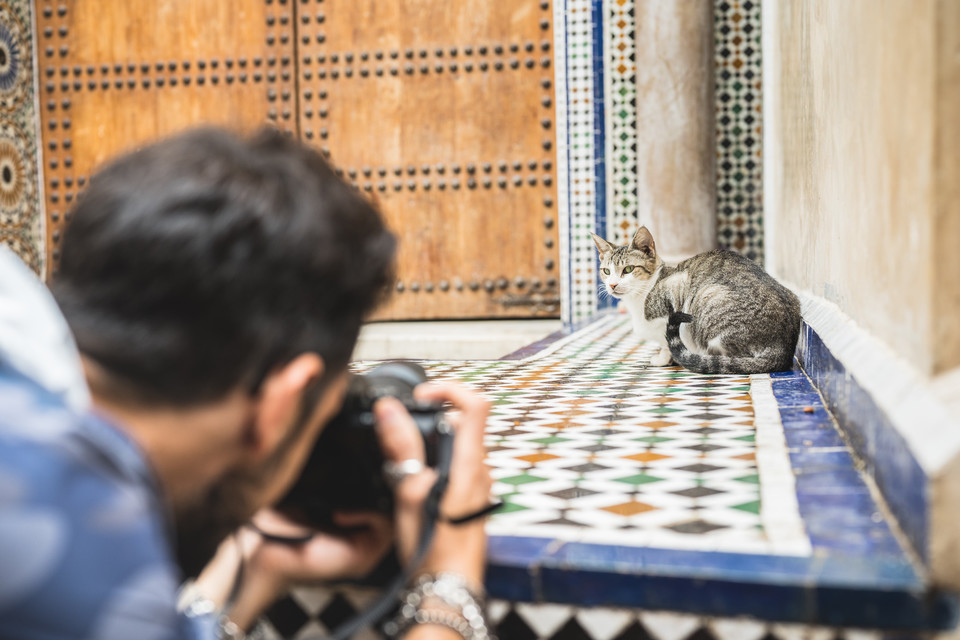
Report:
650,348,673,367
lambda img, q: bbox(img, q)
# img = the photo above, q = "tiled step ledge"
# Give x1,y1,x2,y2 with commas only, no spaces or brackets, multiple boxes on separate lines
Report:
484,367,955,633
793,290,960,589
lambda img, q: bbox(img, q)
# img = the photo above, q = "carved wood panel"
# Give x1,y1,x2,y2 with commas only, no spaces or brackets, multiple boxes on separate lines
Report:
297,0,559,319
36,0,558,320
35,0,296,279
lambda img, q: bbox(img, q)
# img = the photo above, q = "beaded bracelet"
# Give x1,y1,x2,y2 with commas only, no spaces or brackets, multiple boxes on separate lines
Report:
384,573,494,640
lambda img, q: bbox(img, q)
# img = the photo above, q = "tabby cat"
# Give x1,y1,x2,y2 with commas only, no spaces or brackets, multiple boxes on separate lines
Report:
591,227,801,374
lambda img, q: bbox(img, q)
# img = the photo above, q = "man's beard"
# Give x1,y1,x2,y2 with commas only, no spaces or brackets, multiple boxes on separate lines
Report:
171,378,328,578
172,465,265,578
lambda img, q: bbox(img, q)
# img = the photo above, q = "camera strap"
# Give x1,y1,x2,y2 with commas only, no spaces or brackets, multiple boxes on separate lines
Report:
325,424,454,640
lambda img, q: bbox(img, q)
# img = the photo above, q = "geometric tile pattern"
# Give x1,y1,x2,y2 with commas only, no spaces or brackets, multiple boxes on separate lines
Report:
604,0,638,247
556,0,604,325
356,314,809,556
714,0,764,263
0,0,44,275
262,586,882,640
269,316,926,638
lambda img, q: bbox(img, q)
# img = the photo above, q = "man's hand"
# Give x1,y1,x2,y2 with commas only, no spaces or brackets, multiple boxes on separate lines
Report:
247,508,394,583
193,507,396,630
192,382,493,633
374,383,493,585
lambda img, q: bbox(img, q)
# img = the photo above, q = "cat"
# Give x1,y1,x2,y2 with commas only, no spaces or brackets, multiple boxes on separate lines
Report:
591,226,801,374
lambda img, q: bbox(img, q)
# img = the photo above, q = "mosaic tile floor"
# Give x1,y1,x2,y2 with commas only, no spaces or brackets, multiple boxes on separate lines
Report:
357,315,808,556
266,313,954,638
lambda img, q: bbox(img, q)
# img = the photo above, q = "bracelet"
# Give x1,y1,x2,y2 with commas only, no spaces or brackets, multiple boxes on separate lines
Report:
177,580,267,640
384,573,494,640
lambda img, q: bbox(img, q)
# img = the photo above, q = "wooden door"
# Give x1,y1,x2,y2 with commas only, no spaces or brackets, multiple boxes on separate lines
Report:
296,1,560,319
36,0,296,278
37,0,559,320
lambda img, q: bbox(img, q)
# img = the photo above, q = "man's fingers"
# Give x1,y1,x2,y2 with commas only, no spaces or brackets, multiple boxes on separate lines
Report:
414,383,489,450
374,397,426,464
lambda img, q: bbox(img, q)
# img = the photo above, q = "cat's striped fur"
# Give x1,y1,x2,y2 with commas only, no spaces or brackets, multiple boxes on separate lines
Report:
592,227,801,374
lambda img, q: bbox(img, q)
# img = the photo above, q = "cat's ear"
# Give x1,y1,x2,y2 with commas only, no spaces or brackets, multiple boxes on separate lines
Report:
632,226,656,257
591,233,615,257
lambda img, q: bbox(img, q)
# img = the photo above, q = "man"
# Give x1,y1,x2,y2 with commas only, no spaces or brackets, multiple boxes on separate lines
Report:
0,128,493,639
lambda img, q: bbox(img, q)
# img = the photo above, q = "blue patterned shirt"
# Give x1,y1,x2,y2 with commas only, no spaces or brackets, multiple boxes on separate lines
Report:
0,249,215,639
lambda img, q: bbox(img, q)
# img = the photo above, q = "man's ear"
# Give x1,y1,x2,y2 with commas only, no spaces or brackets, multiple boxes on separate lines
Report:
591,233,615,257
246,353,324,459
631,226,656,257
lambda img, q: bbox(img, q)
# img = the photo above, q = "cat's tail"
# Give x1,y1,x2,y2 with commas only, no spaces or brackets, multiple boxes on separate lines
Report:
665,312,791,374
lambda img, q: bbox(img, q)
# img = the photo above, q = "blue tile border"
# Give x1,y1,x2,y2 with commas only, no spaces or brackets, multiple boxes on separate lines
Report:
485,535,956,630
795,322,930,565
590,0,611,313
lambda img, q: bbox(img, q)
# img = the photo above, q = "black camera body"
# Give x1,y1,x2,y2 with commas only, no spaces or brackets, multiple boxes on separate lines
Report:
277,361,445,529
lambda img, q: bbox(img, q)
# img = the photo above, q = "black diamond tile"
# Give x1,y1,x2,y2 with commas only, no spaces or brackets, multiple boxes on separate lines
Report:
685,628,720,640
565,462,610,473
671,486,725,499
585,428,626,436
595,414,628,422
613,621,657,640
686,412,730,421
496,610,538,640
666,519,729,534
551,617,593,640
675,463,724,474
684,443,726,453
537,515,589,527
685,427,726,436
578,443,617,453
317,593,359,632
265,595,310,639
496,428,534,437
547,486,600,500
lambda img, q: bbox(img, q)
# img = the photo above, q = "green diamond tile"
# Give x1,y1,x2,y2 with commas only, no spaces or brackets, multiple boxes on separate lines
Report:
614,473,665,486
499,474,549,486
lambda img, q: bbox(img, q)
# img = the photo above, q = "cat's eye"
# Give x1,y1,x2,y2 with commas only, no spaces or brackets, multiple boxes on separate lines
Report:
602,268,610,275
622,266,635,275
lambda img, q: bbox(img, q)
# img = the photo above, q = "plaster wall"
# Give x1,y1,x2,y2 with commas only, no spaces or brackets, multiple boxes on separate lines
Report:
764,0,960,376
634,0,716,263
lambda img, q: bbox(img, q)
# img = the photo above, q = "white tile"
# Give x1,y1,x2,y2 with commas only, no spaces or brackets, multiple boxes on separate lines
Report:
709,618,769,640
515,603,576,637
575,608,637,640
640,611,703,640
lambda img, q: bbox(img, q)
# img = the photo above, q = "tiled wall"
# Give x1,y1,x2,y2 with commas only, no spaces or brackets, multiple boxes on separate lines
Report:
555,0,606,326
714,0,763,263
559,0,764,324
0,0,43,275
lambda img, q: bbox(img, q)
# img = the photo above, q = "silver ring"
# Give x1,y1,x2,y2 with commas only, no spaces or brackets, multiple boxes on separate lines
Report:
383,458,425,488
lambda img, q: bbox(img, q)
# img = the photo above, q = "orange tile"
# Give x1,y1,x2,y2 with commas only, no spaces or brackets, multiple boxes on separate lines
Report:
623,452,670,462
601,501,658,516
642,420,679,429
517,452,562,463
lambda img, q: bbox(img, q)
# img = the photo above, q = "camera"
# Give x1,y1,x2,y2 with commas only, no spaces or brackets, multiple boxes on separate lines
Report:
276,361,446,529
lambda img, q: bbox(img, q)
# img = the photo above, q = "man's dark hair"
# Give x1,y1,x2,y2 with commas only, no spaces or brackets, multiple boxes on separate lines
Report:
53,127,396,406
